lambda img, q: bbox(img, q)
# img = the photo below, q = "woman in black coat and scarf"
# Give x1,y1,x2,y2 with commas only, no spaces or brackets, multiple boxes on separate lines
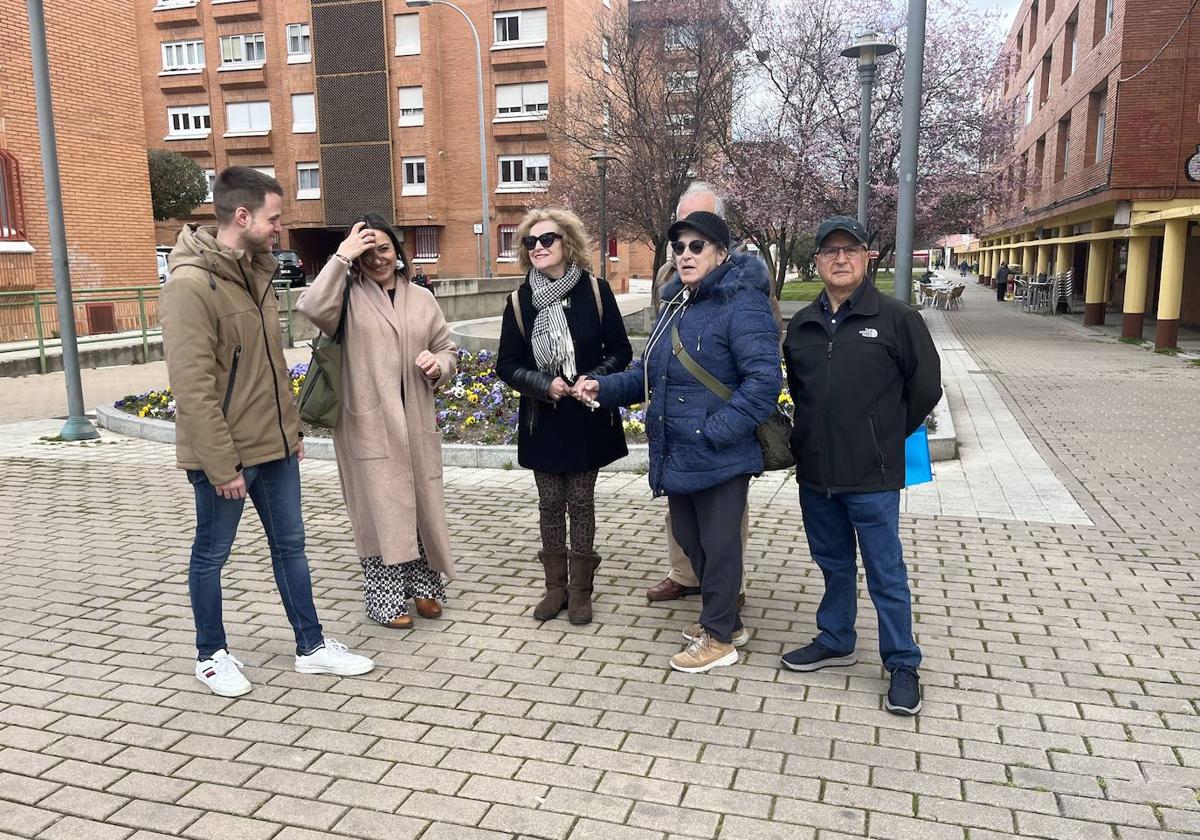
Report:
995,261,1010,302
497,208,632,625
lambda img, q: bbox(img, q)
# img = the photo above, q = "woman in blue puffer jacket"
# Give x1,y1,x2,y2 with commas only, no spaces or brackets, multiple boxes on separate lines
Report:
574,211,781,674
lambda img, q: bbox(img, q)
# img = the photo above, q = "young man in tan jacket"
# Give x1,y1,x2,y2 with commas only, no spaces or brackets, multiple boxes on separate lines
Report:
161,167,374,697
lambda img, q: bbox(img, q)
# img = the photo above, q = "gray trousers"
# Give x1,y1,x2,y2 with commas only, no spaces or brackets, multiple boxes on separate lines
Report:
667,475,750,644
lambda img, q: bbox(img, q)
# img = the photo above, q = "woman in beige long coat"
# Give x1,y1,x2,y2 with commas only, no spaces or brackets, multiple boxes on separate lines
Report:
297,214,457,629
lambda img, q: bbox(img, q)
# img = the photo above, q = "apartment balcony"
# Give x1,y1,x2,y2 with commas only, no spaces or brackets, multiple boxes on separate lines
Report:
152,1,201,29
490,44,547,71
163,137,214,158
217,65,267,90
159,72,207,94
222,132,273,154
492,118,548,141
211,0,262,23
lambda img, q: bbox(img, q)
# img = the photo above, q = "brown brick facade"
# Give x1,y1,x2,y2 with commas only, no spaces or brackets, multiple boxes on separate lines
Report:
0,1,159,342
140,0,655,288
982,0,1200,327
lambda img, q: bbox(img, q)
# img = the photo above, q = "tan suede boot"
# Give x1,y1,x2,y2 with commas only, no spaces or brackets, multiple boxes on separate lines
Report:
533,551,569,621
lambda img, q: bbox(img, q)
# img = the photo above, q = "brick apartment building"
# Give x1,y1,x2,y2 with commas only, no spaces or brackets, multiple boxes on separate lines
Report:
958,0,1200,348
0,1,159,342
142,0,655,285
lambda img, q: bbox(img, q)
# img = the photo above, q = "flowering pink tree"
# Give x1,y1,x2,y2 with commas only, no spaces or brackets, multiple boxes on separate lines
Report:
722,0,1012,275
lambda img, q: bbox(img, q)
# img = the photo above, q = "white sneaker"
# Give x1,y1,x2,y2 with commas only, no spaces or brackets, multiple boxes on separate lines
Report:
195,649,252,697
294,638,375,676
683,623,750,647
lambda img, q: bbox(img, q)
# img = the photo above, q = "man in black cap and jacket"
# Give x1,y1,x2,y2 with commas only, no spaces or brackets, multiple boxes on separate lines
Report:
780,215,941,715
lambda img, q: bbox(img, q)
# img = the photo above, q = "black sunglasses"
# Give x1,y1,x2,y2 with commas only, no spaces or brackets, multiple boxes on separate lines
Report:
521,232,563,250
670,239,711,256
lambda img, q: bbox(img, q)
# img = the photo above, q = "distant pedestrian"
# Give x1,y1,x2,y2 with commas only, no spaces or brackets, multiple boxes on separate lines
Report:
412,265,434,295
995,261,1010,302
161,167,375,697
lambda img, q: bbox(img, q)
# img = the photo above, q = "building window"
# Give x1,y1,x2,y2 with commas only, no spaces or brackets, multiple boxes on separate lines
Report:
1024,76,1034,125
225,100,271,136
493,9,547,48
1056,116,1071,181
1090,86,1108,164
1016,29,1023,55
291,94,316,133
161,40,205,73
602,36,611,72
204,168,216,203
667,111,696,134
1105,0,1115,34
665,23,697,51
498,224,518,260
253,166,276,180
297,162,320,199
1064,13,1077,78
498,154,549,191
495,82,548,119
1039,49,1052,104
1034,135,1046,185
398,87,424,126
667,69,699,94
220,34,266,68
1029,1,1039,46
154,0,197,8
166,105,211,138
286,24,311,63
0,150,28,241
402,157,427,196
395,14,421,56
413,226,440,260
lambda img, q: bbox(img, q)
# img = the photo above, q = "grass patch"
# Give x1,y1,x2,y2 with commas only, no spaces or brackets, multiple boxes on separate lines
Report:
781,274,895,302
1119,336,1144,345
1155,347,1182,356
1190,359,1200,367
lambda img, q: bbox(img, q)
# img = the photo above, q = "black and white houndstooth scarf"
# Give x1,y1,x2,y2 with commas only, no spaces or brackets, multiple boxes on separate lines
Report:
528,262,582,378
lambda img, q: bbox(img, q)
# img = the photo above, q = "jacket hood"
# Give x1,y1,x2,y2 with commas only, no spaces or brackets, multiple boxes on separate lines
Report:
661,247,771,304
169,223,276,284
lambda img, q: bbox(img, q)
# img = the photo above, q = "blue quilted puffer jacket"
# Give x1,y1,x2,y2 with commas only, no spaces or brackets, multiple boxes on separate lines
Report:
596,250,781,496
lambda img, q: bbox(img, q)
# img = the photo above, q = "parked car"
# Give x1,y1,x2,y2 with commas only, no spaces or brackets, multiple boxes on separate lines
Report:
156,252,169,285
273,250,306,286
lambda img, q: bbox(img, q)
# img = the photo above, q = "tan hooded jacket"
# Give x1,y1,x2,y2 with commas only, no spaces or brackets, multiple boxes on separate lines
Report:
160,224,301,485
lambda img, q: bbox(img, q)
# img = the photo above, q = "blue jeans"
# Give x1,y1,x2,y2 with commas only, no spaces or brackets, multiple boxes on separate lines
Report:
799,486,921,671
187,456,323,659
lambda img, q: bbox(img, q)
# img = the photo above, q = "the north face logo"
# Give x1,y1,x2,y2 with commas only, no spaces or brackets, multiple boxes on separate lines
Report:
859,328,879,338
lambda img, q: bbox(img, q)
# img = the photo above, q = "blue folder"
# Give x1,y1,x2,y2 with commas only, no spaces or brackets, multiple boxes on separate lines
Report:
904,426,933,487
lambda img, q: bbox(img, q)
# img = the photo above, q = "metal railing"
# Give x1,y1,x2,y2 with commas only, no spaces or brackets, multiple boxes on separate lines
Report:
0,282,299,374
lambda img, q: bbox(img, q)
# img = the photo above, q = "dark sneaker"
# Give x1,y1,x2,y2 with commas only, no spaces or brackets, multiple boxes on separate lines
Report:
779,641,857,672
885,667,921,715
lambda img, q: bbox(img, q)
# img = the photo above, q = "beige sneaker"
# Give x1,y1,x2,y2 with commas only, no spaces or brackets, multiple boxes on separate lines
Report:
670,630,738,673
683,623,750,647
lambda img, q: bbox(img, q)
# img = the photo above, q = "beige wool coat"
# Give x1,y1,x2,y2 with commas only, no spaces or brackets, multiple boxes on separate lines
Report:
297,260,458,575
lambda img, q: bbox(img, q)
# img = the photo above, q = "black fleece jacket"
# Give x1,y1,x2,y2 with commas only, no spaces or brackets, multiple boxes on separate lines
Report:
783,280,942,494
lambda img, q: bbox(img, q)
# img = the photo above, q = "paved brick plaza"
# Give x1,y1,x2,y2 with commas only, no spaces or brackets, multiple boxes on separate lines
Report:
0,280,1197,839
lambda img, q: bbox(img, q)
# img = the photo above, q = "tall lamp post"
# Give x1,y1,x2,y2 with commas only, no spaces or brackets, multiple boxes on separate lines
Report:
893,0,928,305
841,31,896,228
588,152,615,284
27,0,98,440
406,0,493,279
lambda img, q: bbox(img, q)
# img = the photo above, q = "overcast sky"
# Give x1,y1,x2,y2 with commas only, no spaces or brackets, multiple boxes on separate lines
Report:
968,0,1023,31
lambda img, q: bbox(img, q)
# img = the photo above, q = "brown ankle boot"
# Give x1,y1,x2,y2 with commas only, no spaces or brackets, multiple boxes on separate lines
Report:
567,551,600,625
534,551,569,621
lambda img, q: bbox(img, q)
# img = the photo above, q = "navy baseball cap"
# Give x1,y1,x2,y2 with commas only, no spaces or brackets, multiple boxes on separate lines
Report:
815,215,868,247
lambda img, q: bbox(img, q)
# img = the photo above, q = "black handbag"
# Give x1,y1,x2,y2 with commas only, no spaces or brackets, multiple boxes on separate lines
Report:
297,276,351,429
671,324,795,472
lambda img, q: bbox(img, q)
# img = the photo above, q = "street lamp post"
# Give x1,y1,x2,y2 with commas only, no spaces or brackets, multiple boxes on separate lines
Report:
405,0,492,279
893,0,928,305
841,31,897,228
588,152,614,284
27,0,98,440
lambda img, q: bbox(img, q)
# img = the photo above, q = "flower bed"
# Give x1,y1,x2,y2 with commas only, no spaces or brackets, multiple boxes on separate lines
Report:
115,348,666,445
